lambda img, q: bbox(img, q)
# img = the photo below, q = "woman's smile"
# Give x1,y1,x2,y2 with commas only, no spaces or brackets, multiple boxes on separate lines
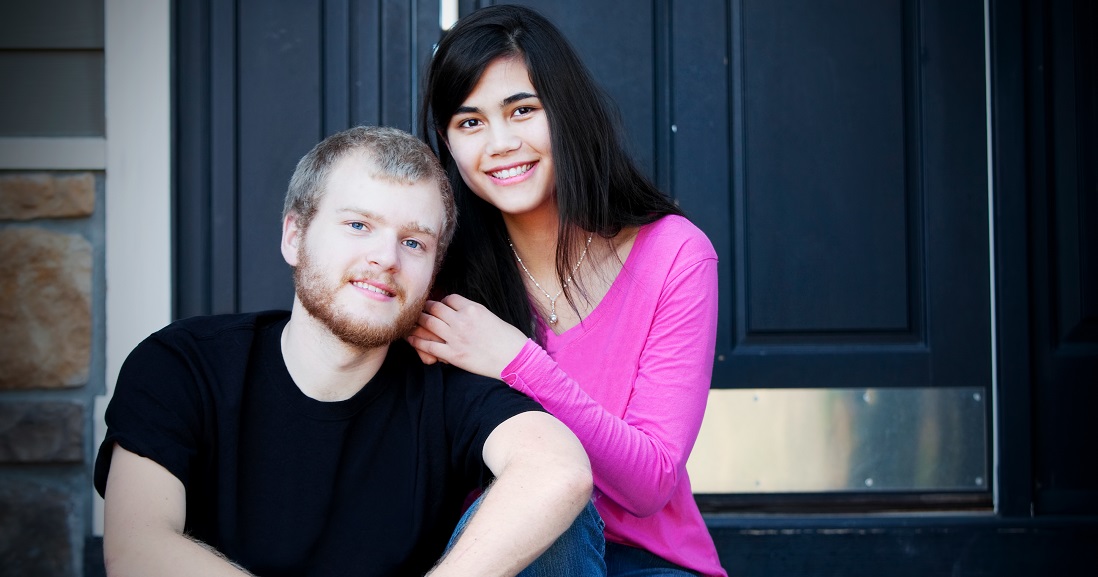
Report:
487,161,537,182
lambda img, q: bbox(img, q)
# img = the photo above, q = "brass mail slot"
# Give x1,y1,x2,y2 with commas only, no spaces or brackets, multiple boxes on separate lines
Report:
687,387,988,493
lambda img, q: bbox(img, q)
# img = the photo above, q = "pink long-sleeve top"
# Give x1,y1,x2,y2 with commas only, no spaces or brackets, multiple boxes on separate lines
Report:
501,215,727,576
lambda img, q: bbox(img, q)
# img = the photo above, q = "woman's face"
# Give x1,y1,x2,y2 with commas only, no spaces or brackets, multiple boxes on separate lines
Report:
444,56,555,223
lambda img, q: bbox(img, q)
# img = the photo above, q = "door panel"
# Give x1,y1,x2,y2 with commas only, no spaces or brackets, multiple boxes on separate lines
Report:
742,0,910,334
716,0,990,389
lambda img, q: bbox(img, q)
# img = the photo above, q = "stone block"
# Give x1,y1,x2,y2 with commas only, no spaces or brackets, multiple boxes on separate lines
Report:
0,172,96,220
0,478,77,577
0,402,83,463
0,227,92,389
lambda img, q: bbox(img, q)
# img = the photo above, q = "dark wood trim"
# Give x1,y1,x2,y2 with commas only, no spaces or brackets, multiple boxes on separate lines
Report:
208,0,238,315
173,0,240,319
988,0,1035,519
322,0,352,135
174,0,220,318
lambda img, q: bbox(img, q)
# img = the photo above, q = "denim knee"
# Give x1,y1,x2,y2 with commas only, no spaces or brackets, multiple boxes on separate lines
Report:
518,501,606,577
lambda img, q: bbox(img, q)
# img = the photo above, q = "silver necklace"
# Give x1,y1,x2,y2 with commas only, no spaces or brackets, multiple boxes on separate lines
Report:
509,233,593,325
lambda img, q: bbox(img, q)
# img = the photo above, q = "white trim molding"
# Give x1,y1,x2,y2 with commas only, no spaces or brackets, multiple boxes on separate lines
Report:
95,0,172,536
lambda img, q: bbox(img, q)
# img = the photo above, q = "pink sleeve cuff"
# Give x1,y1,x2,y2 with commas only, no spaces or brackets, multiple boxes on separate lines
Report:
500,339,546,398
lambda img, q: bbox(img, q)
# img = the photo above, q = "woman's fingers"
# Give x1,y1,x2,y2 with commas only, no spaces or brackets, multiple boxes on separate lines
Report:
419,296,482,337
408,340,440,364
412,294,524,378
438,293,473,310
416,309,453,342
423,298,458,321
410,320,441,340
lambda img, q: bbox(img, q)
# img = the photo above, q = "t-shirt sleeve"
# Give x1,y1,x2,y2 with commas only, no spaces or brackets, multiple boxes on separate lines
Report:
440,367,545,485
94,334,208,497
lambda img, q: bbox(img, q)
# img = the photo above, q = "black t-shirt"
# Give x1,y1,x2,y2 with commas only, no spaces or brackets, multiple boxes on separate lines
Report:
94,311,543,576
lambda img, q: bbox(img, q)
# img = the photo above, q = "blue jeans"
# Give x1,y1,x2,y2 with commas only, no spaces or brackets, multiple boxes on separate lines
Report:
448,494,607,576
605,541,700,576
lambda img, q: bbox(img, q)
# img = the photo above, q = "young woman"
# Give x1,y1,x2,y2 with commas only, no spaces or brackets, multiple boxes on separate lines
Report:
412,5,726,576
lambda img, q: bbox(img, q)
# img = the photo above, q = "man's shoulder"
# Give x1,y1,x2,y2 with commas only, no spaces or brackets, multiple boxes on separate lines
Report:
151,310,289,344
130,310,289,369
429,352,544,415
439,363,500,387
384,343,530,412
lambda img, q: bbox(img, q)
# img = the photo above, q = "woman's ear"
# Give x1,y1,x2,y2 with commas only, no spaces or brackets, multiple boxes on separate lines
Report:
281,212,303,266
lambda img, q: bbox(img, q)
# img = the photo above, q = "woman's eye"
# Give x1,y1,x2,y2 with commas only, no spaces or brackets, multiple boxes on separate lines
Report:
457,118,481,129
514,106,533,116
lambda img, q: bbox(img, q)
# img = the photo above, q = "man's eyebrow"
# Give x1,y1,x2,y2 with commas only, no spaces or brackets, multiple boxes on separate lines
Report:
338,208,439,239
404,221,440,239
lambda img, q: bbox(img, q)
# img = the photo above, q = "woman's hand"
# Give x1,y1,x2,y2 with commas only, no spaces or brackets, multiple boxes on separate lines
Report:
407,294,529,379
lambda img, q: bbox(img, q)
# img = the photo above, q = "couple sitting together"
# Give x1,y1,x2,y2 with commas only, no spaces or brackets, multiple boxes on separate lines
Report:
95,6,725,576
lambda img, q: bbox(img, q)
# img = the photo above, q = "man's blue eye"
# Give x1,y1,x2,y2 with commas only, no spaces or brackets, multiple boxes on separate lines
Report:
403,239,421,250
350,222,365,230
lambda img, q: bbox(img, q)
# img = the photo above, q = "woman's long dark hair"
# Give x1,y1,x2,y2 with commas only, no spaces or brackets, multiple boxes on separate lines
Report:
420,4,683,337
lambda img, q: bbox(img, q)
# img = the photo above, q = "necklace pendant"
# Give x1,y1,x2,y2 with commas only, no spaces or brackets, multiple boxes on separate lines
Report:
508,233,594,330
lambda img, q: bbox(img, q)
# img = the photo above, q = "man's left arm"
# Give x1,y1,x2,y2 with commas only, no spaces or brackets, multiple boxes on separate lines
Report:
429,410,592,577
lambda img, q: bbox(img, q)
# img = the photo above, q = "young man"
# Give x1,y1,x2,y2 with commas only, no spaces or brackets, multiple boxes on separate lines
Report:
94,126,596,576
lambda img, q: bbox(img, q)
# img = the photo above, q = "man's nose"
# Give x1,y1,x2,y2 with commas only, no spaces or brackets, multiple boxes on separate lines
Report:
367,236,399,271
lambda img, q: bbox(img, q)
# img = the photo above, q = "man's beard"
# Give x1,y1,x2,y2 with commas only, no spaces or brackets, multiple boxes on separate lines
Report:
293,247,427,350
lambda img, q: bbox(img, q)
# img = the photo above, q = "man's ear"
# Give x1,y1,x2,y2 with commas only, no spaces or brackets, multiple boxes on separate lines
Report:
281,212,303,267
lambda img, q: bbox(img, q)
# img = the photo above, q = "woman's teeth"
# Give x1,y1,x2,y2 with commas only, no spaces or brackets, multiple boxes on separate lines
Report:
491,164,531,179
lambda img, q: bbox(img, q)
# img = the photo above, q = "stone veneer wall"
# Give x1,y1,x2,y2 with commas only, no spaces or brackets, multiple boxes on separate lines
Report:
0,172,105,576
